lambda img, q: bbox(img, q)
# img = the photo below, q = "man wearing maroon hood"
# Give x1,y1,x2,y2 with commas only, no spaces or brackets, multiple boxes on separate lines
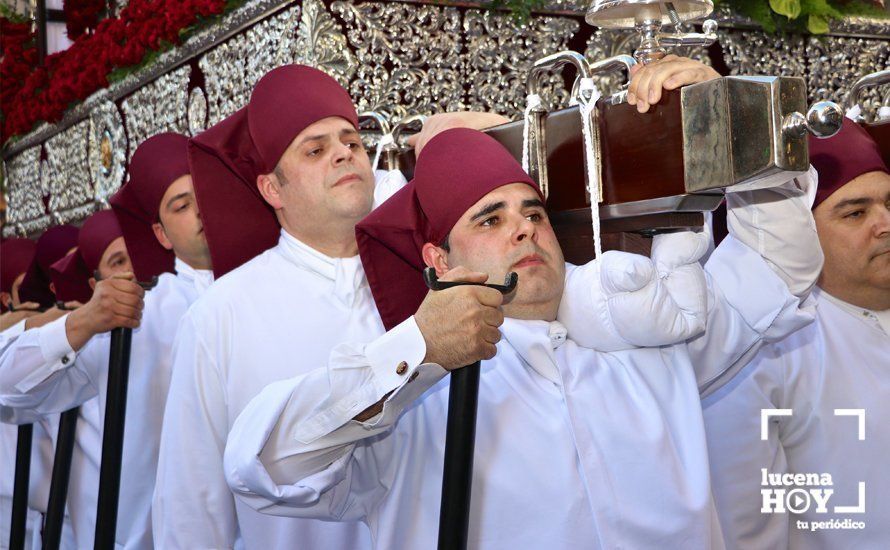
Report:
1,238,39,331
221,125,823,549
704,118,890,549
0,132,214,549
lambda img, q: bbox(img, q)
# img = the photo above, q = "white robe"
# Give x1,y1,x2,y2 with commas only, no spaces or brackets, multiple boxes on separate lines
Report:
0,259,213,549
703,288,890,549
152,170,407,549
221,173,822,549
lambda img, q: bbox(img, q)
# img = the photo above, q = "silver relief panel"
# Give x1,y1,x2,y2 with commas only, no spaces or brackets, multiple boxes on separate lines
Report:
122,65,191,162
806,36,890,120
199,4,303,126
187,87,209,136
294,0,356,87
717,30,807,79
44,119,95,223
463,10,580,115
89,100,128,201
3,146,48,236
333,1,462,119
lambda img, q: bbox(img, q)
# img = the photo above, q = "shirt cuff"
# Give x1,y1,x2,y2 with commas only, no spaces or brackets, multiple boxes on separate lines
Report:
365,316,428,396
38,314,76,364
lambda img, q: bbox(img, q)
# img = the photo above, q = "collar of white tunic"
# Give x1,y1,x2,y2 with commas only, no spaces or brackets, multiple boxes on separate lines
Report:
174,257,215,295
817,287,890,336
500,318,568,385
277,229,365,307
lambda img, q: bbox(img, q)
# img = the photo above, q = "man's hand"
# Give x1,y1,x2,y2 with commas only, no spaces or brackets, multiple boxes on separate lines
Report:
24,302,83,330
65,273,145,351
0,303,41,331
407,112,511,156
414,267,505,370
627,55,720,113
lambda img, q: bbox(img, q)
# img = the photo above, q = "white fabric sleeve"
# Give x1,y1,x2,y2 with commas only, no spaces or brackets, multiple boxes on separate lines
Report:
0,319,27,351
225,317,445,520
691,236,816,397
373,169,408,208
557,232,709,352
0,315,98,423
724,167,823,298
152,312,240,549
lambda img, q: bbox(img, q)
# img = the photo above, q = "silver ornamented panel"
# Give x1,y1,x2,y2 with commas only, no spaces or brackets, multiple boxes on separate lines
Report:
717,30,806,79
188,87,209,136
333,1,461,119
199,4,303,126
122,65,191,162
3,146,49,236
44,119,94,223
88,100,128,201
805,36,890,120
294,0,356,87
463,11,580,115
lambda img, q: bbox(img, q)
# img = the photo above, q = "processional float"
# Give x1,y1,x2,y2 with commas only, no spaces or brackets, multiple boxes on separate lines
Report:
361,1,847,549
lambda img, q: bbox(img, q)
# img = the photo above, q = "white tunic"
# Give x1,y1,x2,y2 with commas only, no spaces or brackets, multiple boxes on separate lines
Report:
0,259,213,549
152,170,407,549
220,161,825,549
703,288,890,549
1,321,60,550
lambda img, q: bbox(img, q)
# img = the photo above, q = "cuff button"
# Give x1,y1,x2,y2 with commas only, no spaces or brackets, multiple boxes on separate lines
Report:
396,361,408,375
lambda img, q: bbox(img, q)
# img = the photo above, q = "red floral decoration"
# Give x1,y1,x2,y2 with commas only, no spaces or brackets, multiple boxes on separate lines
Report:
2,0,229,143
0,16,38,138
64,0,108,40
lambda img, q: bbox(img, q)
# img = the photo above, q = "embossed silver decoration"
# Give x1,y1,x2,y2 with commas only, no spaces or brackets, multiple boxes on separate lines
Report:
334,1,460,119
806,36,890,121
200,4,304,125
3,146,48,237
89,100,128,201
717,30,806,78
187,87,209,136
122,65,191,162
294,0,355,85
464,10,580,114
44,119,96,224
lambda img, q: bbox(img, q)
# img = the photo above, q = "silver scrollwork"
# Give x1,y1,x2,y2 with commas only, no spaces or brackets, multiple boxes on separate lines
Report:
122,65,191,162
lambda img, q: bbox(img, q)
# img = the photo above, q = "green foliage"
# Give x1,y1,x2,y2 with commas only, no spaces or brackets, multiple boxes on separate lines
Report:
484,0,547,22
714,0,886,34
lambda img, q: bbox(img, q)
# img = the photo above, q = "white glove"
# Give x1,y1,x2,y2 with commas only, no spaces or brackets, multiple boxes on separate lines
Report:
557,231,709,352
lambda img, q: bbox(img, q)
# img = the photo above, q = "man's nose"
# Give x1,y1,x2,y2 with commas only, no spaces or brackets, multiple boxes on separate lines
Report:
874,206,890,238
332,141,354,165
513,216,536,244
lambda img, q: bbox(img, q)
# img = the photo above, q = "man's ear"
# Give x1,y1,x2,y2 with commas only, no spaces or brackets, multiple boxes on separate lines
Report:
0,292,11,309
421,243,450,277
152,222,173,251
88,277,97,291
256,172,284,210
49,282,56,296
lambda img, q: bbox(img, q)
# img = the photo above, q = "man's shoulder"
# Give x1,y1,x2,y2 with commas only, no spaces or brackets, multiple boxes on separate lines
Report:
187,247,280,317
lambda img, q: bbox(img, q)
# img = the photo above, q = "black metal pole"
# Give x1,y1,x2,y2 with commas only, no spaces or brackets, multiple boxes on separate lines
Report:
42,407,79,550
437,363,481,550
422,268,517,550
93,327,132,549
9,424,33,550
35,0,47,66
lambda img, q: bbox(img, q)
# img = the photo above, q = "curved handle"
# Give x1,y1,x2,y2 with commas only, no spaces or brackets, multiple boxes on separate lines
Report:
358,111,392,135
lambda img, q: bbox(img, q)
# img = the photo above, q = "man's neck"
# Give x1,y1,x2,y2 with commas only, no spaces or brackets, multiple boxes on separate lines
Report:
280,222,359,258
174,255,212,272
818,280,890,311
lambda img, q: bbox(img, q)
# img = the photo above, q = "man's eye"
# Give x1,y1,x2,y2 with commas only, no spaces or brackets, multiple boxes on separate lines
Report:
844,210,864,219
346,141,361,149
527,212,543,222
308,147,322,157
175,203,188,212
481,216,499,227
